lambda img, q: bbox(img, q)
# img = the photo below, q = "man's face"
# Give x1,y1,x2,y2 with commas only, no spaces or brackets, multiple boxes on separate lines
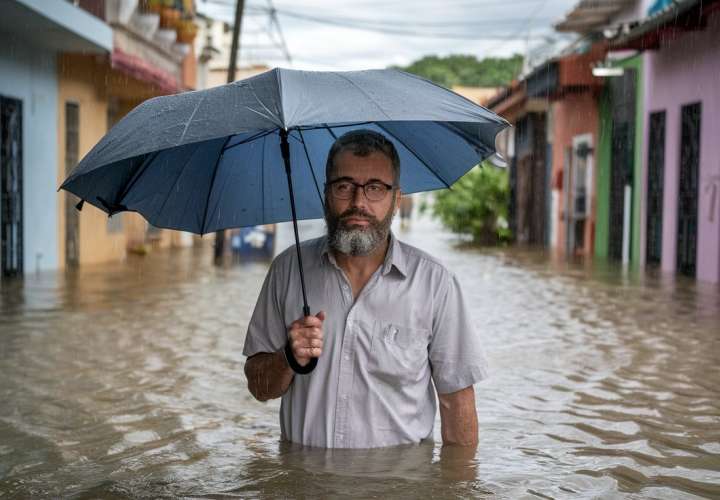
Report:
325,149,400,256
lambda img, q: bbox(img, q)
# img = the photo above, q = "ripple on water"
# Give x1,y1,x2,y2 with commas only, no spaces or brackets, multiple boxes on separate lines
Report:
0,216,718,498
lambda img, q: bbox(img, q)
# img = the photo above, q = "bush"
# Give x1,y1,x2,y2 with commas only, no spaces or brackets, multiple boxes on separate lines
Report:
431,163,510,245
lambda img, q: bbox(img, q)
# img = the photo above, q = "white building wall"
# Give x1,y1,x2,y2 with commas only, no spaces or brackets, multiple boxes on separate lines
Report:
0,41,59,274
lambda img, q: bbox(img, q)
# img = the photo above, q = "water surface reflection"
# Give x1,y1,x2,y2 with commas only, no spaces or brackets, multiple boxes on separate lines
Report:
1,216,718,498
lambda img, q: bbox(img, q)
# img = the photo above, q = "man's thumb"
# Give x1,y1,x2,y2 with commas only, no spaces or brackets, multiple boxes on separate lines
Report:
316,310,326,321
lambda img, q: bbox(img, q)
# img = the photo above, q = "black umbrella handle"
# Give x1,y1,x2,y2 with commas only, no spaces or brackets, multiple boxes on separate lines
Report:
281,129,318,374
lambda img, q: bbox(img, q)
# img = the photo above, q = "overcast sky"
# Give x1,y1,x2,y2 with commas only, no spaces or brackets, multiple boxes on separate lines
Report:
197,0,581,71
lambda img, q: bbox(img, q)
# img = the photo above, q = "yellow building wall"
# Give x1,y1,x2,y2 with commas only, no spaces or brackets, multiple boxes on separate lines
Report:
110,95,186,253
57,55,126,268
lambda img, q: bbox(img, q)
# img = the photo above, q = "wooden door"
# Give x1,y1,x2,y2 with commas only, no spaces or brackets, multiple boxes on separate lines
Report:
65,102,80,268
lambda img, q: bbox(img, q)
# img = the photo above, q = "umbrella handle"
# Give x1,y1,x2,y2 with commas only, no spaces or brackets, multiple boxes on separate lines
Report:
281,129,318,374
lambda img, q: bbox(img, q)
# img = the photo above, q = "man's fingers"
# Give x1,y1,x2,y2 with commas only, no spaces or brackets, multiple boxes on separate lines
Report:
291,338,323,350
288,313,325,361
300,313,324,328
294,346,322,358
289,326,323,341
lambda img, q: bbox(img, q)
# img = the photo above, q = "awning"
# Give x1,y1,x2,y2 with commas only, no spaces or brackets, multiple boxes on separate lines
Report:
111,49,181,95
556,0,635,34
1,0,112,53
526,42,607,99
487,81,527,118
610,0,720,50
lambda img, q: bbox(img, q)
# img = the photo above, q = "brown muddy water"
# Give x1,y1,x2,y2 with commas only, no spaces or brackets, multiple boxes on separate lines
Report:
1,215,719,499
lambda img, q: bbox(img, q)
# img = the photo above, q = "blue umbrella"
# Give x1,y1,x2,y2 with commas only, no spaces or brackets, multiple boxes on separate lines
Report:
61,68,508,320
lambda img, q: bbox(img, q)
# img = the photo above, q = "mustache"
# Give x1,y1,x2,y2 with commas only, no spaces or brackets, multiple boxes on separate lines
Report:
339,207,376,221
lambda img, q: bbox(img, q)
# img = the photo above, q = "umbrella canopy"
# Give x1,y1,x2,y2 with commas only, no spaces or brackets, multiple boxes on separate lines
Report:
60,68,508,234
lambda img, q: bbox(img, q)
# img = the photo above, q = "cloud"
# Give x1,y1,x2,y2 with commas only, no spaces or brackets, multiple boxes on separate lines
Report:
198,0,579,71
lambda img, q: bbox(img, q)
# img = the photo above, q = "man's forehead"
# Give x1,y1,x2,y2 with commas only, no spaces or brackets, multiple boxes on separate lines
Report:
333,150,394,179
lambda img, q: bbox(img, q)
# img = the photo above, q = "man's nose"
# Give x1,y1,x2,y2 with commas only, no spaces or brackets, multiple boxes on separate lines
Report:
350,185,369,208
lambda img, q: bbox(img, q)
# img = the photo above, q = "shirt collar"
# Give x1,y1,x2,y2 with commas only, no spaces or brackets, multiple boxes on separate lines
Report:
382,232,407,278
320,232,407,279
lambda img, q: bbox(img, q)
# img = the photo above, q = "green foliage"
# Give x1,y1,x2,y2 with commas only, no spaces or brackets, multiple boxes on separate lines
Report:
393,54,523,88
431,163,510,245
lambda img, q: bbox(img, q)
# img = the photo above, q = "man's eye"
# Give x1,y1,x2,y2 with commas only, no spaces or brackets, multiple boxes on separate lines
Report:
335,182,352,192
366,183,384,193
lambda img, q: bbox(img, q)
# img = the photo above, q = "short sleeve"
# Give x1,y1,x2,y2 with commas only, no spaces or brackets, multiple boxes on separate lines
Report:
429,272,488,394
242,259,289,357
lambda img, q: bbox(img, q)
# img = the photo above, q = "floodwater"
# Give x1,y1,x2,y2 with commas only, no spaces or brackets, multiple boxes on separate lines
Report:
1,214,719,499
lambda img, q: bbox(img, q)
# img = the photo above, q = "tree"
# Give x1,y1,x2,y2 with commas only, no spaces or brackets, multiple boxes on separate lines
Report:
430,163,510,245
393,54,523,88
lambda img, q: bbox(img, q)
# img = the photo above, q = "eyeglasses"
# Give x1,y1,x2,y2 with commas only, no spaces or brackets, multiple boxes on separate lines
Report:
326,179,395,201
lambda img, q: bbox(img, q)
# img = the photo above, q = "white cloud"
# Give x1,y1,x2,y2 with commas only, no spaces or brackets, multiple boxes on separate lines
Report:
198,0,580,71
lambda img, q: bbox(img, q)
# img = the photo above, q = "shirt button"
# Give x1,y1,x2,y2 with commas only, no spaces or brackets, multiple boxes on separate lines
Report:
343,354,350,361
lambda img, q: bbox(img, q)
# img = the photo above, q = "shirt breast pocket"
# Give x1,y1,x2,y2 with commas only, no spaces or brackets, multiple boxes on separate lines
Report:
370,323,430,383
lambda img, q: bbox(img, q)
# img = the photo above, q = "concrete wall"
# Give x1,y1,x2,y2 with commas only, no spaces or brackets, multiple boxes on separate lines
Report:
57,54,127,268
550,91,599,255
643,11,720,283
0,40,59,274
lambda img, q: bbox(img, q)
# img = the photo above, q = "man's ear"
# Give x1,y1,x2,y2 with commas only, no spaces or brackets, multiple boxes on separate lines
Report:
394,190,403,214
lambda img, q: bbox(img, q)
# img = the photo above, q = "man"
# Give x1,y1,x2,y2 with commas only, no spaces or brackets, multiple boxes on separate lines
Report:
243,129,487,448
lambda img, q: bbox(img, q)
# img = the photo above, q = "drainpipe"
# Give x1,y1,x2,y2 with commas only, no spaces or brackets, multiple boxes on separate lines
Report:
622,185,631,265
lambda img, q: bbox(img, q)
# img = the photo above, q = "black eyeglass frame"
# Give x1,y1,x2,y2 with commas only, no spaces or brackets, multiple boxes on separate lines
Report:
325,178,397,201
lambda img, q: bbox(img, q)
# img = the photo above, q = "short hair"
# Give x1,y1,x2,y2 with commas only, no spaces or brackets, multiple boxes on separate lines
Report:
325,129,401,186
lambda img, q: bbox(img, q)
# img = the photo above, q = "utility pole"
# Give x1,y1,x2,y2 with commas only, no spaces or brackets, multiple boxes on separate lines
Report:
214,0,245,263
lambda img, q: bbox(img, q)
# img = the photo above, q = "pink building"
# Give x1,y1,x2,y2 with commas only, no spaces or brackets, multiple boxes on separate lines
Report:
613,0,720,283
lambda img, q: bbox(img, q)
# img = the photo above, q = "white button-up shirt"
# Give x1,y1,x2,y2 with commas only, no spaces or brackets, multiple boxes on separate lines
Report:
243,233,487,448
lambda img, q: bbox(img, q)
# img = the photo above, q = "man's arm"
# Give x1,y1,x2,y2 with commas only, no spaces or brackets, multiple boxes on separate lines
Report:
438,386,478,447
244,351,295,401
244,311,326,402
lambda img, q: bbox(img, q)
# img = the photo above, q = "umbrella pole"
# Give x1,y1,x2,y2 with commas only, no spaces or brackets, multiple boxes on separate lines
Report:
280,129,311,319
280,129,318,374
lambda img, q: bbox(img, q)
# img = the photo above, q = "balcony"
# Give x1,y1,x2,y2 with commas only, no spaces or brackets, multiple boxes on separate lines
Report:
2,0,112,54
76,0,198,92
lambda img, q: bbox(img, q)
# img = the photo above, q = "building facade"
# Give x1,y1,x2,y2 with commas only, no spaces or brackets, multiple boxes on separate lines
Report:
0,0,112,278
57,0,200,268
525,43,606,257
612,0,720,283
487,82,550,247
1,0,202,277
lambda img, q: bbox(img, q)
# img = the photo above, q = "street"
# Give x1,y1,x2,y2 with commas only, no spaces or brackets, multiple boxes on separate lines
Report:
1,213,718,498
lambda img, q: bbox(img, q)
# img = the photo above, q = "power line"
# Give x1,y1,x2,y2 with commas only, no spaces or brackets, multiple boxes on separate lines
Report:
204,1,556,30
271,10,553,39
267,0,292,63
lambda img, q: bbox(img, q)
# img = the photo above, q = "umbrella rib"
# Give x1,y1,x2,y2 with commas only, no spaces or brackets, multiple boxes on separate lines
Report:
297,129,325,211
332,73,393,120
438,121,492,156
201,136,233,235
153,142,201,227
373,123,451,190
322,123,338,140
178,95,206,145
275,68,286,128
296,121,375,132
222,130,275,154
117,150,160,206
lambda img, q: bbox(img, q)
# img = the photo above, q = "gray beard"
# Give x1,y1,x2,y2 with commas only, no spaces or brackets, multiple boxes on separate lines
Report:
325,202,395,257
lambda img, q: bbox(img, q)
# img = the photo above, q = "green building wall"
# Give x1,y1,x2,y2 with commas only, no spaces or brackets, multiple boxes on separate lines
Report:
594,54,644,267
